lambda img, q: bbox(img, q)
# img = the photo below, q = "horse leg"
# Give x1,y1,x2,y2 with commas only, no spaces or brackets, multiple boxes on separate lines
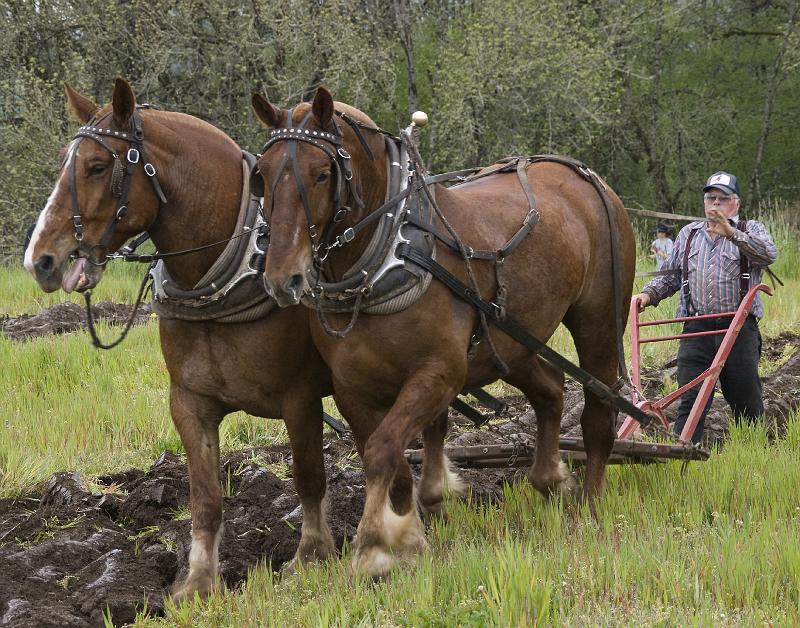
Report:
283,395,336,565
565,312,619,506
168,384,225,601
506,357,575,497
417,411,466,519
352,368,461,578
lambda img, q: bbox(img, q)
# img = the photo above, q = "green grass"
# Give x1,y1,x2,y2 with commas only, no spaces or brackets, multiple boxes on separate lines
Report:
129,417,800,626
1,208,798,624
0,320,300,496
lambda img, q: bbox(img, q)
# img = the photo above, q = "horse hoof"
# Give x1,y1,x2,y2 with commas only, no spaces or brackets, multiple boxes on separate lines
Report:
527,461,580,500
295,540,336,565
419,499,446,523
352,546,396,578
170,573,218,604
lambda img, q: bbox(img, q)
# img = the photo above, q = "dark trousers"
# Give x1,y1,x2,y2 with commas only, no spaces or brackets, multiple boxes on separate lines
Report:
673,315,763,444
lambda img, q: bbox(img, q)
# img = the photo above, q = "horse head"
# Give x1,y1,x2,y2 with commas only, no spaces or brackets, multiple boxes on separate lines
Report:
24,78,165,293
252,87,386,307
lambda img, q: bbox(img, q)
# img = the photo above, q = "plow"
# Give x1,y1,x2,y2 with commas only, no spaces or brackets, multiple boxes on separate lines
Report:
405,283,771,469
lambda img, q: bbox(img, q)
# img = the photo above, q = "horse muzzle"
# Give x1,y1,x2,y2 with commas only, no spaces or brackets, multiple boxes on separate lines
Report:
32,252,103,294
265,272,308,308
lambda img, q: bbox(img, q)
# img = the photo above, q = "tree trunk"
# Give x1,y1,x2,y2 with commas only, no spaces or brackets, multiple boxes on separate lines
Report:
394,0,418,115
747,3,799,209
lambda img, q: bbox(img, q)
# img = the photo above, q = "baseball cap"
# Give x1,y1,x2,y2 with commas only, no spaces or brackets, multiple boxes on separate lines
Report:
703,171,740,197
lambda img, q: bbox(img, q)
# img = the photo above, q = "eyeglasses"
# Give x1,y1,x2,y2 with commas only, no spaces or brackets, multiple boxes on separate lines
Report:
704,194,735,203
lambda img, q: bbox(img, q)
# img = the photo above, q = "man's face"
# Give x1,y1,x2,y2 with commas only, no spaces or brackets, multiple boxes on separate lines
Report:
703,186,740,218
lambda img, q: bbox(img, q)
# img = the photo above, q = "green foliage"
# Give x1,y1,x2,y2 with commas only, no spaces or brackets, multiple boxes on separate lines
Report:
2,0,799,257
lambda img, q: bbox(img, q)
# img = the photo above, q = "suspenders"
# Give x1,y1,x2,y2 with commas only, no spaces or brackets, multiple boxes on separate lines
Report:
737,219,750,301
681,220,749,316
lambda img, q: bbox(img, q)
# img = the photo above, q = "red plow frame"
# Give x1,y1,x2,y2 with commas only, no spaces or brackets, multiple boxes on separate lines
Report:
407,283,772,469
617,283,773,443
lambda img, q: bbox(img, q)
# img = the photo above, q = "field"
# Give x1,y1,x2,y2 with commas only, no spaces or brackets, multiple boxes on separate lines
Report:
1,211,799,626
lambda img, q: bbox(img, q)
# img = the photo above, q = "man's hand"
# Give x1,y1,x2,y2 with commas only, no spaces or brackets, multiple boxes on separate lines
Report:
633,292,650,312
706,208,735,238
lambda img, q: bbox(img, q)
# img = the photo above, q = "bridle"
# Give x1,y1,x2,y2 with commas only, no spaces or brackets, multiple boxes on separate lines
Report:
259,107,365,266
67,107,167,266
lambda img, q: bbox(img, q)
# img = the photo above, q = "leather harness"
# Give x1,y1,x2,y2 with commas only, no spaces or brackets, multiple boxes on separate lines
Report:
262,113,654,427
68,108,167,266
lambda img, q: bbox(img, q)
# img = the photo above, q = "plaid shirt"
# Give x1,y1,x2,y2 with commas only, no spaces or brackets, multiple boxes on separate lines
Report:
642,218,778,318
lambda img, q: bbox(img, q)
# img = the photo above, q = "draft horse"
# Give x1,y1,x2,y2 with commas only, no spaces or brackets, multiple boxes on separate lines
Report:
252,87,636,577
24,78,337,600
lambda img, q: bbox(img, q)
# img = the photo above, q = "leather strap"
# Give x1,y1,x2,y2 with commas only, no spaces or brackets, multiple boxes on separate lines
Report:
737,219,750,301
682,227,699,315
398,243,655,426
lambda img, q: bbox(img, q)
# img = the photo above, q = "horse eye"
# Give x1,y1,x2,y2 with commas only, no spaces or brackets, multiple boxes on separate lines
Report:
88,164,107,176
315,172,329,183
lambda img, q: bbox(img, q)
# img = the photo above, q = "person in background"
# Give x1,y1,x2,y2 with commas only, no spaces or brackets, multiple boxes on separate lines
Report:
650,223,674,270
633,171,778,443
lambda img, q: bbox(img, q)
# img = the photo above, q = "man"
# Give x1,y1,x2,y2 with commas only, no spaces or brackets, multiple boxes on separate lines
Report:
633,171,778,443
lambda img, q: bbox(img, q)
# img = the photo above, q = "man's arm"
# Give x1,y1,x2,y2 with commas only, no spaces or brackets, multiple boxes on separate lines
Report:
729,220,778,267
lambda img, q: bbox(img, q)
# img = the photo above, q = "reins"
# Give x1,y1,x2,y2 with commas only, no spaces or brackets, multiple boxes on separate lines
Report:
84,266,153,350
66,107,167,349
68,107,265,348
108,225,262,264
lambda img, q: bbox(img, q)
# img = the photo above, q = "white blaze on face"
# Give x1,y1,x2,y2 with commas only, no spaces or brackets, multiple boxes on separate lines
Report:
23,140,80,274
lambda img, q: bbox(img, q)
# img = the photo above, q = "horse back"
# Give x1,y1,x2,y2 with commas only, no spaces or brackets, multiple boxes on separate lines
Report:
441,161,631,268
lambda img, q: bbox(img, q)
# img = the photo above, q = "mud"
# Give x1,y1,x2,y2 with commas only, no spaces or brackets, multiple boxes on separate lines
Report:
1,321,797,626
1,302,152,343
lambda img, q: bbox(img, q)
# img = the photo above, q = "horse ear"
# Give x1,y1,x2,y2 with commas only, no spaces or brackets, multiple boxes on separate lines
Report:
251,93,283,128
312,87,334,128
64,82,99,123
111,77,136,129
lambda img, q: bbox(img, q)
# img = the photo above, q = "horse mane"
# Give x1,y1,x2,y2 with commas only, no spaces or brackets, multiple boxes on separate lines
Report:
290,101,379,129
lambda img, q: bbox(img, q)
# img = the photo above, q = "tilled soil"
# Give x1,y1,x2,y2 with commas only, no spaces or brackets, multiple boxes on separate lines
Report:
0,302,152,343
1,305,797,627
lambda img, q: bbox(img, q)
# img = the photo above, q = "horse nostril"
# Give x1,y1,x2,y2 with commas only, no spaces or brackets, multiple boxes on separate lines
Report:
282,273,305,302
34,255,55,277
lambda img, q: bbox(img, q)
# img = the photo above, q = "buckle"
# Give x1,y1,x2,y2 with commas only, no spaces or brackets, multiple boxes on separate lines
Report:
144,163,156,177
342,227,355,243
127,148,140,164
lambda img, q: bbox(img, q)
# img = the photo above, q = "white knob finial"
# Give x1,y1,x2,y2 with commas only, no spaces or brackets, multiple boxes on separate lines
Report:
411,111,429,127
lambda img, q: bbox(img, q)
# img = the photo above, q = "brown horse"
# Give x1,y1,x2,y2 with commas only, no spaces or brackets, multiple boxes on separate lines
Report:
252,87,636,577
23,78,338,600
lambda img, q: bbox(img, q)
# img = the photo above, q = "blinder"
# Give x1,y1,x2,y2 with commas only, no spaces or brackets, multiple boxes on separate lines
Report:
248,165,265,198
110,157,125,198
